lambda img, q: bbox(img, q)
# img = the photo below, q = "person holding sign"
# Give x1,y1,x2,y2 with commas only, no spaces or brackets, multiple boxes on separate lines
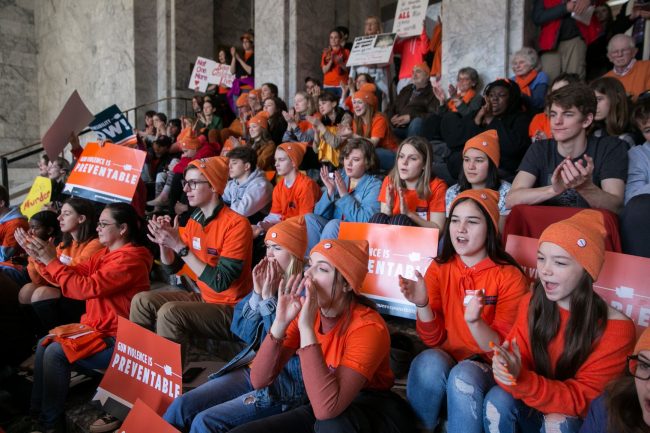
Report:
231,239,416,433
483,210,635,433
371,136,447,229
399,189,528,433
164,217,308,432
16,202,152,433
135,156,253,363
321,28,350,98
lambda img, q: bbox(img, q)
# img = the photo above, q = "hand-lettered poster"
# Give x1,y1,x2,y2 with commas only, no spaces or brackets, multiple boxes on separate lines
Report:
393,0,429,38
20,176,52,218
89,105,137,147
346,33,397,67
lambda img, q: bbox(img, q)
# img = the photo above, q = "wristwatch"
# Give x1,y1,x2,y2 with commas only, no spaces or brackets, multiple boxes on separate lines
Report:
177,246,190,257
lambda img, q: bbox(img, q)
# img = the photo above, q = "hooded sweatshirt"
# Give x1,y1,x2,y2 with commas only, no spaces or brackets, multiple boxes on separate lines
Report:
0,207,29,262
223,169,273,218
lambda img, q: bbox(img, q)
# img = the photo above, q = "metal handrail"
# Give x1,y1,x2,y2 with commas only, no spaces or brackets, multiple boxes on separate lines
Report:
1,96,193,192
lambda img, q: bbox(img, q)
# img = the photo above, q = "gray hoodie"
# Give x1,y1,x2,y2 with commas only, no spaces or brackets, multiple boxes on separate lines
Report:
222,169,273,218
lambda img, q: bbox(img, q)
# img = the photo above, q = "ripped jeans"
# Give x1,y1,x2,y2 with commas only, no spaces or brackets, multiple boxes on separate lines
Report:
483,386,582,433
406,349,494,433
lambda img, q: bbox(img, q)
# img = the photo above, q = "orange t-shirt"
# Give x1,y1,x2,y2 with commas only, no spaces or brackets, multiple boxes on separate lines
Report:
352,114,397,151
528,112,551,140
418,255,528,361
32,238,104,287
321,47,350,87
283,302,394,390
378,177,447,219
504,292,636,417
179,206,253,305
270,172,322,220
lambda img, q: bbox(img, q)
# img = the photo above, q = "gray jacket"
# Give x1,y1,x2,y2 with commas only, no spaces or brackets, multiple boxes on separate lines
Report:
222,169,273,217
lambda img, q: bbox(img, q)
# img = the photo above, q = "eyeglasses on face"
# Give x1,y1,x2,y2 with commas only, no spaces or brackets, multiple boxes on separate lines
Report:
181,179,210,190
628,355,650,380
97,221,119,229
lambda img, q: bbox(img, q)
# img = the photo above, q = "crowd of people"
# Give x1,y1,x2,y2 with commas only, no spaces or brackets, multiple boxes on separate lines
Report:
2,1,650,433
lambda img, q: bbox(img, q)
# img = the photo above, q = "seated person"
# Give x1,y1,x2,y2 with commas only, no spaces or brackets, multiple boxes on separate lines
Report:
507,83,627,214
263,96,288,146
247,88,263,116
307,91,349,168
252,142,321,238
510,47,549,112
432,67,483,117
590,76,637,148
48,157,71,208
388,62,439,140
370,136,447,229
244,111,276,170
605,34,650,101
445,130,511,230
195,98,223,137
0,184,29,286
147,135,177,200
16,203,152,433
222,146,273,224
305,138,382,251
133,157,253,362
529,72,582,142
220,93,251,144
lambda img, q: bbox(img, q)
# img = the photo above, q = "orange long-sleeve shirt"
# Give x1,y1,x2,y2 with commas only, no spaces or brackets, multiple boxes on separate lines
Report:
502,292,636,417
270,172,321,220
29,238,103,287
418,255,528,361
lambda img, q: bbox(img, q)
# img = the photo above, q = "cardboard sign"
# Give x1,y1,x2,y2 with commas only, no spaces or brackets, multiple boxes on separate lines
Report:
118,399,180,433
211,63,235,88
95,317,182,418
339,222,438,319
346,33,397,67
41,90,94,161
506,235,650,337
89,105,137,147
63,142,146,205
189,56,217,93
393,0,428,38
20,176,52,218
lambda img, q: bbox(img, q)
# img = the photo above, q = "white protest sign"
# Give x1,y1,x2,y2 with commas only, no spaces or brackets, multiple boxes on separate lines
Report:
393,0,428,38
346,33,397,67
188,57,217,93
210,63,235,88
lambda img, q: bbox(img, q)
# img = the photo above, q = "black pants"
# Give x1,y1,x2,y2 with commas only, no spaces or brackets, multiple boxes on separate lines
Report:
621,194,650,258
229,390,416,433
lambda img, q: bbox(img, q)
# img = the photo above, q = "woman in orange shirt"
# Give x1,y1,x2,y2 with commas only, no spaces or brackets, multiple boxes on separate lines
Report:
484,210,636,433
351,87,397,171
19,198,103,332
321,28,350,99
370,136,447,229
230,239,415,433
399,189,528,433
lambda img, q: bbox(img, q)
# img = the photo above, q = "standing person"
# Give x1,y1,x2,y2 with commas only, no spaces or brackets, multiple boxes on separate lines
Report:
510,47,549,112
393,26,430,94
371,136,447,229
483,210,636,433
321,28,350,98
400,189,528,433
163,217,308,433
228,30,255,112
229,239,416,433
351,87,397,171
16,202,152,433
133,157,253,362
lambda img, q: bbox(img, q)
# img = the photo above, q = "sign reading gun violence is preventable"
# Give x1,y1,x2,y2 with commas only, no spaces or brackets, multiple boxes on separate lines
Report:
63,142,146,205
506,235,650,337
118,399,180,433
339,222,438,319
20,176,52,219
95,317,182,418
393,0,429,38
346,33,397,67
89,105,138,147
189,57,236,92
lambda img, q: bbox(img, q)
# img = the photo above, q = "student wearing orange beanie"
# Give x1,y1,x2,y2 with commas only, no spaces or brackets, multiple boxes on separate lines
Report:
484,210,636,433
445,130,512,232
238,239,416,433
252,142,321,238
133,156,253,363
240,111,276,171
400,188,528,433
164,216,309,432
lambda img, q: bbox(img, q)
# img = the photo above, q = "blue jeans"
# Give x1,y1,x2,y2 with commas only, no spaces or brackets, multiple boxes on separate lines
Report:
164,367,284,433
407,349,495,433
304,214,342,253
375,148,395,171
484,386,582,433
31,336,115,428
392,117,426,141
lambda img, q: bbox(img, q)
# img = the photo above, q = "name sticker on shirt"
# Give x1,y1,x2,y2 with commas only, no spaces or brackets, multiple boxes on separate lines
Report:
463,290,478,307
207,248,219,256
192,237,201,251
59,254,72,265
415,206,428,220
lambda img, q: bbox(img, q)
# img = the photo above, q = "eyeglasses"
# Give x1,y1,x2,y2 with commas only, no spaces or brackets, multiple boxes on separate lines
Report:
97,221,118,229
181,179,210,190
628,355,650,380
609,48,633,56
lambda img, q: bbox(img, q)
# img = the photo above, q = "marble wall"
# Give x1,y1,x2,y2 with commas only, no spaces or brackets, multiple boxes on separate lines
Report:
214,0,253,55
0,0,39,153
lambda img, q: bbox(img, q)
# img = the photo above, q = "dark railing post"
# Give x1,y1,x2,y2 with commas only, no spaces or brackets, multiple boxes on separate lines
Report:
1,157,8,190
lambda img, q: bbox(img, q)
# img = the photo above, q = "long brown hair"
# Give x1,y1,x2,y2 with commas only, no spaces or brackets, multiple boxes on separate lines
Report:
528,273,608,380
388,136,433,201
60,197,98,249
605,376,647,433
590,77,631,137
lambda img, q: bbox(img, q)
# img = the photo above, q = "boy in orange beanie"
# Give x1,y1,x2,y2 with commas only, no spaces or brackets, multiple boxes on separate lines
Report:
133,156,253,363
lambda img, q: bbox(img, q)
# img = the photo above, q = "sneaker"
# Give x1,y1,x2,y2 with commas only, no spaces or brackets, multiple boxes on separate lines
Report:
89,414,121,433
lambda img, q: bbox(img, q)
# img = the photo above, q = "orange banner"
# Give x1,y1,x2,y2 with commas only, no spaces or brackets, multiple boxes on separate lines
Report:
506,235,650,337
64,142,146,205
95,317,182,418
119,399,179,433
339,222,438,319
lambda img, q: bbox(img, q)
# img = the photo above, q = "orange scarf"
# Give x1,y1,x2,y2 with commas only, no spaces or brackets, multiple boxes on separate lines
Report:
515,70,537,97
447,89,476,112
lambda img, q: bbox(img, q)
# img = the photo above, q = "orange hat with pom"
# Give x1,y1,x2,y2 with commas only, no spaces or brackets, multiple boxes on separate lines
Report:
236,93,249,108
353,86,378,109
180,134,201,151
538,209,607,281
265,216,308,260
451,189,500,233
189,156,229,195
634,327,650,355
464,130,500,167
248,88,262,100
310,239,369,293
278,142,307,168
249,111,269,129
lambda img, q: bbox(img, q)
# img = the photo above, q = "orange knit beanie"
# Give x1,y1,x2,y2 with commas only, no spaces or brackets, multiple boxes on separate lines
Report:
464,130,500,167
310,239,369,294
278,142,307,168
451,189,500,233
635,327,650,355
189,156,229,195
264,216,308,260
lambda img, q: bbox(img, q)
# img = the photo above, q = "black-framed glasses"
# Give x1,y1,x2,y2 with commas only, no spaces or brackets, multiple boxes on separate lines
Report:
97,221,119,229
181,180,210,190
628,355,650,380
